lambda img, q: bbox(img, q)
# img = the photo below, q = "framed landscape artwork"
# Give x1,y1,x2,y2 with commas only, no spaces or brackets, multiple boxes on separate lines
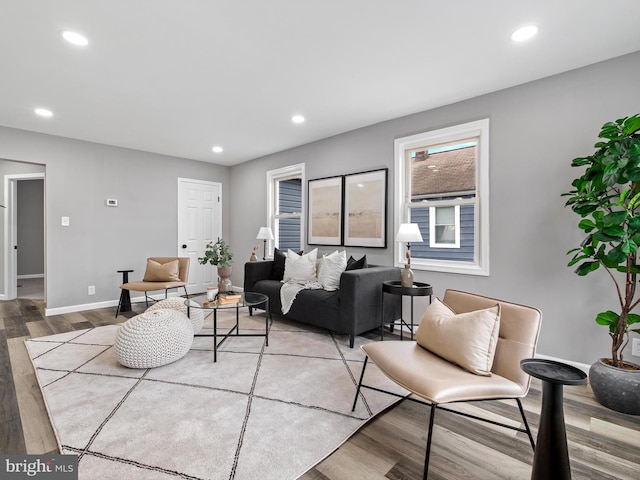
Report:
343,168,387,248
308,175,343,245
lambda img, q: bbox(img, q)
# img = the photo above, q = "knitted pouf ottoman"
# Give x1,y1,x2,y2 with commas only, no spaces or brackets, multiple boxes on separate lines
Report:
115,309,194,368
145,297,204,334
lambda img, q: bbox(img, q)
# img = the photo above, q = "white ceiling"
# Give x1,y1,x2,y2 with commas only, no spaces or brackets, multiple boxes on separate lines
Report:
1,1,640,166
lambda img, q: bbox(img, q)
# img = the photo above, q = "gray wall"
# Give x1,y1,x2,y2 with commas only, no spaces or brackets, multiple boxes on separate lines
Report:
0,159,46,290
0,128,230,309
17,179,44,276
1,51,638,364
229,50,640,365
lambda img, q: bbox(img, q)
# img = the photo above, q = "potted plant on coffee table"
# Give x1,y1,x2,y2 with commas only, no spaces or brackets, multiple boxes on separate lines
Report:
563,113,640,415
198,238,234,293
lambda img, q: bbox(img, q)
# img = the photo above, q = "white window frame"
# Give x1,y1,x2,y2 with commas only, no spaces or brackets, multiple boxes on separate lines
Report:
394,119,490,276
429,205,460,248
266,163,305,255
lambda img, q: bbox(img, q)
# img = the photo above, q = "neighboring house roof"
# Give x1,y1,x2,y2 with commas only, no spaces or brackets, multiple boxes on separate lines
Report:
411,146,476,197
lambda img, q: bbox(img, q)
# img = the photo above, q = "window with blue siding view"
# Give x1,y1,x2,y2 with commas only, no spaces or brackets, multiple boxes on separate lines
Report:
409,141,476,262
275,178,302,251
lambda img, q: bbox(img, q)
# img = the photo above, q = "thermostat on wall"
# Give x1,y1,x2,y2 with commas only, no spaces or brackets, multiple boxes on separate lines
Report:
106,199,118,207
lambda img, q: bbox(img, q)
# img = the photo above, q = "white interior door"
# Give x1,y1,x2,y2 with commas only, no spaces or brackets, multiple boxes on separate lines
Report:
177,178,221,294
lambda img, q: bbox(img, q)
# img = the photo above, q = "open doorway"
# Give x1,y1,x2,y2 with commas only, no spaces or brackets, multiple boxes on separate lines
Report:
2,171,46,301
16,178,45,299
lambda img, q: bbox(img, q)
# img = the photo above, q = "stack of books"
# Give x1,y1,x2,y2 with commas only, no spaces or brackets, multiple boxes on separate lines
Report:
217,293,241,305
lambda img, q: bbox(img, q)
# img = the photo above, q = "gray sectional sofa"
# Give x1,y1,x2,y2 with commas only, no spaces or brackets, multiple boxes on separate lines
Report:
243,258,401,347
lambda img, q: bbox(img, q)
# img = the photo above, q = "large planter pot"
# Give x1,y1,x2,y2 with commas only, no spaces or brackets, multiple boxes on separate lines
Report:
217,266,233,293
589,359,640,415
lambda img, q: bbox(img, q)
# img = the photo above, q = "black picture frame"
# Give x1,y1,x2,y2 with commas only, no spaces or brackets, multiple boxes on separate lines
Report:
343,168,387,248
307,175,344,246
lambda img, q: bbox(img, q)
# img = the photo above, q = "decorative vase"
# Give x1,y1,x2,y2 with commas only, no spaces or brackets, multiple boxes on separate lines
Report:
206,286,219,302
589,358,640,415
250,252,258,262
400,264,414,287
217,266,233,293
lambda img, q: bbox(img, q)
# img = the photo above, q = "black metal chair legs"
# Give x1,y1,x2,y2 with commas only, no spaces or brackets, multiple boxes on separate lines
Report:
352,355,536,479
423,404,436,480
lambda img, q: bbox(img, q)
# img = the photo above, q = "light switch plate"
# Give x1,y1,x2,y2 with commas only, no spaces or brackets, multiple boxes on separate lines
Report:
61,216,70,226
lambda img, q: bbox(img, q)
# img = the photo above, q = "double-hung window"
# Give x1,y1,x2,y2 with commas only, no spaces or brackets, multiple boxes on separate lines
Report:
430,205,460,248
267,164,305,253
394,119,489,275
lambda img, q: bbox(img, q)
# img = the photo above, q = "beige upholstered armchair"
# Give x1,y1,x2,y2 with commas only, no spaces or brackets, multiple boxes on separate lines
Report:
116,257,190,317
352,289,542,479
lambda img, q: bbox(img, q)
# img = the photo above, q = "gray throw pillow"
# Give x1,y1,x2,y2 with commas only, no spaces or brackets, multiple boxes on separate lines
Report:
346,255,367,271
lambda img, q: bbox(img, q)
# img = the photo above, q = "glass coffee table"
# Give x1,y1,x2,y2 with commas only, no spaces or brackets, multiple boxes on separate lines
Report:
186,292,270,362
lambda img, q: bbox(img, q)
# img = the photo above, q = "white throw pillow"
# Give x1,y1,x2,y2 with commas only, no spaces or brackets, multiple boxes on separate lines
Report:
283,248,318,282
317,250,347,291
316,250,336,276
416,298,501,376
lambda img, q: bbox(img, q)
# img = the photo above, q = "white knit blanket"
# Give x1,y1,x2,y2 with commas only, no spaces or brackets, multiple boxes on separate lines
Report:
280,279,323,315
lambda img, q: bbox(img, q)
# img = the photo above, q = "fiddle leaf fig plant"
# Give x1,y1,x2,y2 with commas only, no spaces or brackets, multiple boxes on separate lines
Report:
198,238,233,267
563,113,640,369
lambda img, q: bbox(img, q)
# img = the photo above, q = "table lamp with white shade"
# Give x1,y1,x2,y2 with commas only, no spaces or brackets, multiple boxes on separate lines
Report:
256,227,274,260
396,223,423,287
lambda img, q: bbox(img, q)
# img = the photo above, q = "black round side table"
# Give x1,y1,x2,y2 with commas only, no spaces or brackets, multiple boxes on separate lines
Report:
117,269,134,313
520,358,587,480
381,280,432,341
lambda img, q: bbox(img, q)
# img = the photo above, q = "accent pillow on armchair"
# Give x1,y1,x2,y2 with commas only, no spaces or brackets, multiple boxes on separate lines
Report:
142,259,181,282
416,298,501,376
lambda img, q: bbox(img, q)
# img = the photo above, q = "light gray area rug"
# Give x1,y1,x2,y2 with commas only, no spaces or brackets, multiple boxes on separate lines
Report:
25,310,407,480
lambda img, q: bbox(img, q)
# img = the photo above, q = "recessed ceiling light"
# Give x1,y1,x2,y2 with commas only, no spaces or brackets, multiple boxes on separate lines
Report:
511,25,539,42
212,146,224,154
34,108,53,118
291,115,305,124
60,30,89,46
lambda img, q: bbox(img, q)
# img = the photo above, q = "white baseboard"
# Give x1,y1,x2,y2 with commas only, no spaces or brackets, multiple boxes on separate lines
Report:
44,292,182,316
46,299,120,316
18,274,44,279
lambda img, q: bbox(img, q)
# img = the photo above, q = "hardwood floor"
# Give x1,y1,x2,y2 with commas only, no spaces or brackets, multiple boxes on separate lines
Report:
2,298,639,479
0,298,132,455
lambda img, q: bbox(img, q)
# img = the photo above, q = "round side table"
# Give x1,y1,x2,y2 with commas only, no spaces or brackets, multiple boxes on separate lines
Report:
117,269,134,313
381,280,432,341
520,358,587,480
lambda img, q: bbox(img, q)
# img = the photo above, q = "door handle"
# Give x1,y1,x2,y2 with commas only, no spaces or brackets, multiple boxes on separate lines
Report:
182,244,187,249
